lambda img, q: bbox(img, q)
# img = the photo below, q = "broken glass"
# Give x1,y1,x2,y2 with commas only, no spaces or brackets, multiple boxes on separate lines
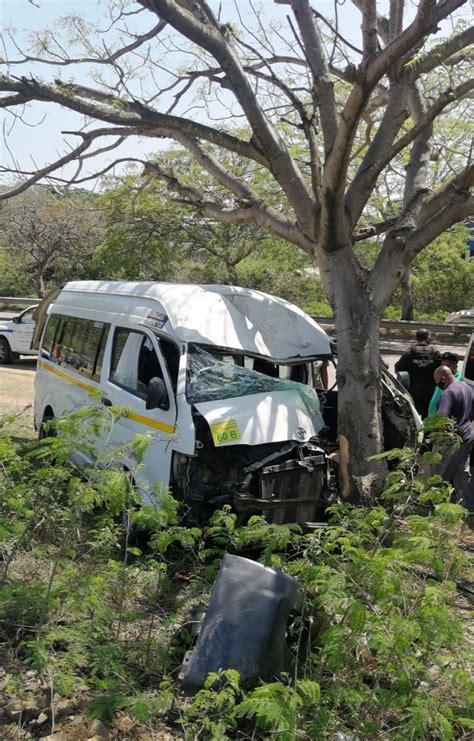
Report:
187,344,324,424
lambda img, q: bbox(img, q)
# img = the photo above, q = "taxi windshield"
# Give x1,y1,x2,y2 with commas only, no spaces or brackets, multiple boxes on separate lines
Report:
186,344,321,418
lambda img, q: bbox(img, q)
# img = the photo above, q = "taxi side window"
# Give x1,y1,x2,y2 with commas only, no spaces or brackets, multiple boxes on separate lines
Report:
110,328,169,409
158,338,180,394
40,315,60,359
43,314,109,382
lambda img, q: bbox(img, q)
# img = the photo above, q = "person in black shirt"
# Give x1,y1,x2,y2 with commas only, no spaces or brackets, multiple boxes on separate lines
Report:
394,328,441,418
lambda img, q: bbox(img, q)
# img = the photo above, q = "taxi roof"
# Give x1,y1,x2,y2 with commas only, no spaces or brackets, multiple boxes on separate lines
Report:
61,281,332,360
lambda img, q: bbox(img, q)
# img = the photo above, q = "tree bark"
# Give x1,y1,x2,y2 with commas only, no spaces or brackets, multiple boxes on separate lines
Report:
325,248,387,503
36,272,45,299
400,268,414,320
226,262,239,285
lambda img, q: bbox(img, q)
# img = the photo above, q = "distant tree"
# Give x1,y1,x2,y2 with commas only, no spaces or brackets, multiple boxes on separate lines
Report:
93,177,180,281
96,175,271,285
0,248,34,297
410,224,473,316
0,187,103,297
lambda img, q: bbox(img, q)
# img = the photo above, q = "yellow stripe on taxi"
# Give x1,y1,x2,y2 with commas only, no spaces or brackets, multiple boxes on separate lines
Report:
38,360,174,435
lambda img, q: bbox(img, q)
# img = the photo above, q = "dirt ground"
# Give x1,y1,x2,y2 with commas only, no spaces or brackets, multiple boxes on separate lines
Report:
0,358,37,417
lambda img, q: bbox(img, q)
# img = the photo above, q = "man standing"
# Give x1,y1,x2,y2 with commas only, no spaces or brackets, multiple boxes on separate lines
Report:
433,365,473,512
395,328,441,417
427,351,463,416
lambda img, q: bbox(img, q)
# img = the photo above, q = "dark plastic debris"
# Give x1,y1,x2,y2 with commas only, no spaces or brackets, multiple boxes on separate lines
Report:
179,553,301,695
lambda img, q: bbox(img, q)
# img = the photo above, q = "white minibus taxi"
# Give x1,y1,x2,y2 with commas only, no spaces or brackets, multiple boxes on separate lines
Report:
33,281,420,524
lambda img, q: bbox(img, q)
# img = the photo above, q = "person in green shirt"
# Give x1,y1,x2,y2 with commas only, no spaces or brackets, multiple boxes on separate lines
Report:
427,351,463,416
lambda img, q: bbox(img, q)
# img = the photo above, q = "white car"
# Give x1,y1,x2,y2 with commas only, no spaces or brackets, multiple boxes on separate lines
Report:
0,306,38,363
444,308,474,324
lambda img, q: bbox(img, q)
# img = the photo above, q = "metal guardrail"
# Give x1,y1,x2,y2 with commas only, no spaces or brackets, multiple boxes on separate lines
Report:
0,296,38,307
312,315,473,338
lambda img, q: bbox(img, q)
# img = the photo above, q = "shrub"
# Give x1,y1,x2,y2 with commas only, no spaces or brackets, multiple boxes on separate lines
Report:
0,410,472,739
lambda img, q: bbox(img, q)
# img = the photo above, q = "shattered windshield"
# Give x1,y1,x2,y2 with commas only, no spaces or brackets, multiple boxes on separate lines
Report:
187,345,323,419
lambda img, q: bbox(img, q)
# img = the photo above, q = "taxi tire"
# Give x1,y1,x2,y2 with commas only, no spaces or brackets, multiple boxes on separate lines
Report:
39,409,56,440
0,337,12,364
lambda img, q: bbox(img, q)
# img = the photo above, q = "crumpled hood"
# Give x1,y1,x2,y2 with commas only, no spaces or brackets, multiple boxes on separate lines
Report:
194,388,325,447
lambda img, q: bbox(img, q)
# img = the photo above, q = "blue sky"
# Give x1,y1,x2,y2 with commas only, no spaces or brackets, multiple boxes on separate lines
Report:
1,0,162,187
0,1,468,189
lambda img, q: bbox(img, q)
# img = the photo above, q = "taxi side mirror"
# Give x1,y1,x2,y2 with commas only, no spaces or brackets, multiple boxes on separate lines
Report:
397,371,411,390
146,376,168,410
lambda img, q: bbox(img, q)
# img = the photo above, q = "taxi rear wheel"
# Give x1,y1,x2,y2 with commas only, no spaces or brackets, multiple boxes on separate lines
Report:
0,337,12,364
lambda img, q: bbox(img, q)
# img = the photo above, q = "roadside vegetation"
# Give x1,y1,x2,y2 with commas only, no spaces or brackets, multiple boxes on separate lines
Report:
1,408,473,739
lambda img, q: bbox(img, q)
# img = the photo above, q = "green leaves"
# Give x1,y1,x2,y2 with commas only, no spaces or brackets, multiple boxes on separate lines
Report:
346,600,367,632
182,669,242,739
236,679,321,739
1,411,472,738
88,694,127,722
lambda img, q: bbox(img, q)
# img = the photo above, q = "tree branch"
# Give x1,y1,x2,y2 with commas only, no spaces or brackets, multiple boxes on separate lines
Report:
404,193,474,262
417,164,474,225
361,0,378,59
366,0,468,86
0,74,268,165
407,25,474,79
312,9,363,56
140,0,315,233
353,217,397,242
288,0,338,157
1,20,167,67
348,78,474,220
346,82,408,224
197,201,313,252
142,160,314,253
171,131,289,224
384,78,474,163
369,165,473,303
0,92,34,107
322,0,458,202
399,81,432,228
389,0,404,41
0,131,102,200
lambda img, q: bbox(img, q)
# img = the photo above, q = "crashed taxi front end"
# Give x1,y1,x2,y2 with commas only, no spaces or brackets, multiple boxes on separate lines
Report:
172,345,334,525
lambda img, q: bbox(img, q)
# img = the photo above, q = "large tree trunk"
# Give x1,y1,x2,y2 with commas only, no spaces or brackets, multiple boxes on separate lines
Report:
226,261,239,285
400,269,414,320
326,250,387,504
36,272,45,299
